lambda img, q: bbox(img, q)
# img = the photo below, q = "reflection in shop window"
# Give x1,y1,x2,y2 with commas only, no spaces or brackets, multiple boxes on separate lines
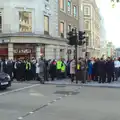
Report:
19,11,32,32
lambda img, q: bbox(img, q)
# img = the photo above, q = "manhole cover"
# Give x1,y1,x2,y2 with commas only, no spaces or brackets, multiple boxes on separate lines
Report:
54,91,79,95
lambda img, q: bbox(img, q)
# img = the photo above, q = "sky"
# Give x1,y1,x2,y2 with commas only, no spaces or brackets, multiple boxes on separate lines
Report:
96,0,120,47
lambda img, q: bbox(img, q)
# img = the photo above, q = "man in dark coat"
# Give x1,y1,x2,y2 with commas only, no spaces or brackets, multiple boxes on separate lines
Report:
106,58,114,83
6,60,13,80
98,58,106,83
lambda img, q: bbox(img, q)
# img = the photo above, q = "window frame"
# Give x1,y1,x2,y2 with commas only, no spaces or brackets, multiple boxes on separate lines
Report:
67,0,72,15
73,5,77,18
0,11,2,33
84,20,90,30
60,21,64,38
44,15,49,35
84,6,90,16
68,24,71,32
59,0,64,11
19,11,32,32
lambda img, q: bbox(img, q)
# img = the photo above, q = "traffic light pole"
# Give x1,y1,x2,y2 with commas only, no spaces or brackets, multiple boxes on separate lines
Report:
75,39,78,84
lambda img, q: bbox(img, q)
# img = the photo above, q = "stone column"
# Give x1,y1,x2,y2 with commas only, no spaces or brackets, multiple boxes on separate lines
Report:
8,43,13,60
36,45,41,60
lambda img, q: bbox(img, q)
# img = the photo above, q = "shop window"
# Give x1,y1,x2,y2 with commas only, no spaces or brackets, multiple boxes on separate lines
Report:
60,49,64,58
68,24,71,32
53,48,57,59
44,15,49,35
19,11,32,32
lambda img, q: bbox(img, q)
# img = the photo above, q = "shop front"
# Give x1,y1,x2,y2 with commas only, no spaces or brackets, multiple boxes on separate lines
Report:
13,44,36,59
0,44,8,59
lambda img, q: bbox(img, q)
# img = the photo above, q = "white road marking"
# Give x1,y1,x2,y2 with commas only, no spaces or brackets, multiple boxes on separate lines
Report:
47,102,51,105
30,93,44,97
53,100,57,102
17,117,23,120
0,84,40,96
29,112,34,114
18,86,82,119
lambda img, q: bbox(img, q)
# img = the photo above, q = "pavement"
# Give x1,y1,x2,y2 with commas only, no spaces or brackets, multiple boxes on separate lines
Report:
45,78,120,88
0,82,120,120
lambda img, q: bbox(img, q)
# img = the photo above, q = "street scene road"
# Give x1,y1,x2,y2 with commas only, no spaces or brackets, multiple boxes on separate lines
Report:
0,82,120,120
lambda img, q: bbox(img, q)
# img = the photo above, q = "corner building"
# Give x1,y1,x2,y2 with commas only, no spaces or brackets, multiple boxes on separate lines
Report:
0,0,67,60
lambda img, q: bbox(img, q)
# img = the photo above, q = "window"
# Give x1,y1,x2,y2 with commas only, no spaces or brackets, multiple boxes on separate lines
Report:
0,12,2,33
44,15,49,35
53,48,57,59
68,25,71,32
60,22,64,38
73,6,77,17
84,6,90,15
59,0,64,10
19,11,32,32
68,0,71,14
85,21,90,30
60,49,64,58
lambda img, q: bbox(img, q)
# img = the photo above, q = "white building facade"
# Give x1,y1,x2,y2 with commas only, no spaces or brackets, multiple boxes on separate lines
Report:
100,16,107,58
82,0,101,58
0,0,67,60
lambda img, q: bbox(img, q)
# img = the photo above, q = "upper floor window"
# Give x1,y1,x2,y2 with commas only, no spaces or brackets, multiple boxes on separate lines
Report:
68,0,71,14
84,6,90,16
60,22,64,38
59,0,64,10
0,11,2,33
19,11,32,32
85,21,90,30
73,6,77,17
44,15,49,35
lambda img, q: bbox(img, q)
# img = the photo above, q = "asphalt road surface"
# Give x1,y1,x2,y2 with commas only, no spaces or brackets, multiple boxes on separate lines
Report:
0,83,120,120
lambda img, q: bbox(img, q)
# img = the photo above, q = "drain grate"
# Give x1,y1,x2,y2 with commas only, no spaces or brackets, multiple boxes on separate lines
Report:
54,91,80,95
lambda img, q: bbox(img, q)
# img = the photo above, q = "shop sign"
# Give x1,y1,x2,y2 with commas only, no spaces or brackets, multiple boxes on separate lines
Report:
14,49,32,54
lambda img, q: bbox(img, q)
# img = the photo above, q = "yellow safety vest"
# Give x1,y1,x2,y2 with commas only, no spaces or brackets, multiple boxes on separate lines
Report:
26,62,31,70
61,64,65,72
77,64,80,70
57,61,62,69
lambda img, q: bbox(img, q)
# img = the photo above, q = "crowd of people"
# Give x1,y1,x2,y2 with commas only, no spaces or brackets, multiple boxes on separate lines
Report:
0,57,119,84
87,57,120,83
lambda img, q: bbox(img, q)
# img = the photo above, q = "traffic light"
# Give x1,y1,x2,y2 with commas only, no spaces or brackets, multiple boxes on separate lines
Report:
67,29,77,45
78,40,86,46
79,31,86,40
86,37,89,46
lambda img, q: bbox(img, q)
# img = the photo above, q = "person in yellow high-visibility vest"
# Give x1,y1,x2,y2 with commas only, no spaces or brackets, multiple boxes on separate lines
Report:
61,62,66,78
56,59,62,79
